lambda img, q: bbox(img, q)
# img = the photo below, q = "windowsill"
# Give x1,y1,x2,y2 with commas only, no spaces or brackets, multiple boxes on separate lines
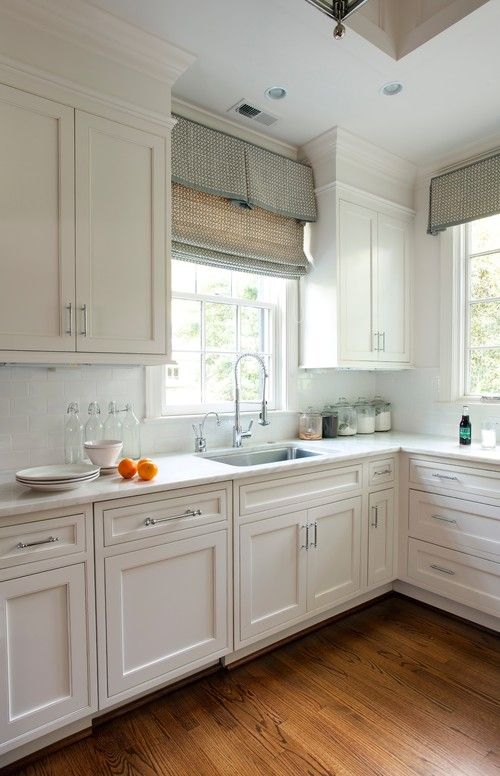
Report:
143,409,299,424
437,396,500,407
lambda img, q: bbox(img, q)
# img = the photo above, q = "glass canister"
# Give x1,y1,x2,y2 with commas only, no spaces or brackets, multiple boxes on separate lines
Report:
332,398,357,436
298,409,322,440
355,397,376,434
322,406,338,438
372,396,392,431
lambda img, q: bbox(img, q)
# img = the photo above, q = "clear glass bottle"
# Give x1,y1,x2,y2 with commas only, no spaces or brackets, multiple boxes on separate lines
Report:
372,396,392,432
298,408,322,440
332,398,357,436
104,400,122,441
85,401,103,444
322,405,338,438
122,403,141,459
64,401,83,464
354,398,376,434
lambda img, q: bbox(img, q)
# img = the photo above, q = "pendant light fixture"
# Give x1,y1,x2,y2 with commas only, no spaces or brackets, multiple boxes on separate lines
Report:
305,0,371,39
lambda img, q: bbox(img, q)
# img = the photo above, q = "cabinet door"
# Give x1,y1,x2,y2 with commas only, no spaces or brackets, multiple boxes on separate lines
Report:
307,497,362,612
0,84,75,352
75,112,166,354
104,531,228,699
368,489,395,586
239,512,308,642
0,565,90,751
376,214,411,363
338,200,377,362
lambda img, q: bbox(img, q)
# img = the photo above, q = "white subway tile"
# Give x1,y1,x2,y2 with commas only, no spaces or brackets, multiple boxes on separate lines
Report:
0,450,30,472
28,381,65,399
0,417,29,433
29,415,64,433
12,432,48,450
0,435,12,452
29,447,65,466
0,399,10,417
0,382,28,398
11,396,47,416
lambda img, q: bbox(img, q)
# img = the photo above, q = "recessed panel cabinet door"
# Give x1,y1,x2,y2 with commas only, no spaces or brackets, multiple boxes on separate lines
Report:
376,214,411,363
307,497,362,612
75,112,166,354
239,512,308,642
104,532,228,699
368,489,395,586
0,565,90,752
0,85,75,351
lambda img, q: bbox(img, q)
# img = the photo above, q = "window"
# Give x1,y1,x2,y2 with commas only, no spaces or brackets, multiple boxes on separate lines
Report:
463,214,500,397
162,260,286,415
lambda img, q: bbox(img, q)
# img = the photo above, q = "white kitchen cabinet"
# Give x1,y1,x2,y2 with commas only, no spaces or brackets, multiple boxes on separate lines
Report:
239,511,308,641
0,84,75,352
368,489,395,586
75,112,166,355
300,185,413,369
307,497,362,611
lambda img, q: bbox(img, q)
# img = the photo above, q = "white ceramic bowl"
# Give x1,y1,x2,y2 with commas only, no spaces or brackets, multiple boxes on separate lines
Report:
84,439,123,468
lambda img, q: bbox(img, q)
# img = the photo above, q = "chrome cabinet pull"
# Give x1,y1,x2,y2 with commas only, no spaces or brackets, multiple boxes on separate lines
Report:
371,506,378,528
144,508,202,526
80,304,88,336
432,514,457,525
373,332,380,352
65,302,73,335
373,468,392,477
380,331,386,352
17,536,59,550
299,523,308,550
430,563,455,576
432,473,459,482
308,521,318,548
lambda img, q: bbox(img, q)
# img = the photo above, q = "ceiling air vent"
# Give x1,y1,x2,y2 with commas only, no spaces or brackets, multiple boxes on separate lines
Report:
228,99,278,127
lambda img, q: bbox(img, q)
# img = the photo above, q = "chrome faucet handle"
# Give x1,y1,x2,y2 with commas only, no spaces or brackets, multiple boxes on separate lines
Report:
242,419,254,438
259,401,270,426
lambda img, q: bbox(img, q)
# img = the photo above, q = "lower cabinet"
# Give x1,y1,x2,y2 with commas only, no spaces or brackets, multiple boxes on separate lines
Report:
368,488,395,586
239,497,362,643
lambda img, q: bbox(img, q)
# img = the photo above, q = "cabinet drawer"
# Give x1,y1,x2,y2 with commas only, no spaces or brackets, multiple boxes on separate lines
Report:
101,485,229,546
369,458,395,486
409,490,500,559
409,458,500,500
238,465,362,516
407,538,500,617
0,513,86,570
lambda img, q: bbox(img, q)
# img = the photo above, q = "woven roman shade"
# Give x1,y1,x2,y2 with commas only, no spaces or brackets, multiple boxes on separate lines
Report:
171,183,310,278
172,115,317,222
428,152,500,235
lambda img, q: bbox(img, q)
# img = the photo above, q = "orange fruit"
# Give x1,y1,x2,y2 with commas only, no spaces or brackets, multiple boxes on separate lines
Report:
137,458,153,468
137,459,158,481
118,458,138,479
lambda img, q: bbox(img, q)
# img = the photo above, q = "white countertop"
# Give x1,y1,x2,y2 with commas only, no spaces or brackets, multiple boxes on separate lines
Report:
0,432,499,519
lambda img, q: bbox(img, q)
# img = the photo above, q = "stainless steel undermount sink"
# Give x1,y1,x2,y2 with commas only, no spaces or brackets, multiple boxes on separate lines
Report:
204,446,323,467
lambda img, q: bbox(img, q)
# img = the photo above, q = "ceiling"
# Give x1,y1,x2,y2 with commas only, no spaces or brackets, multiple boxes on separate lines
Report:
87,0,500,165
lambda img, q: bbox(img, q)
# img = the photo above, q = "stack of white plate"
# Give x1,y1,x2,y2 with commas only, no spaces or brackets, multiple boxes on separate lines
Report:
16,464,100,492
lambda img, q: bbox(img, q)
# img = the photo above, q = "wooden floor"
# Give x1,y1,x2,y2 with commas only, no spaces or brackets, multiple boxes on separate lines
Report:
12,596,500,776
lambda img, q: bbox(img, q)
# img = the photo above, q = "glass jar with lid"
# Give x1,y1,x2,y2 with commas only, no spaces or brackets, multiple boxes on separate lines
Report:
332,398,357,436
372,396,392,431
298,408,322,440
321,405,338,438
354,397,376,434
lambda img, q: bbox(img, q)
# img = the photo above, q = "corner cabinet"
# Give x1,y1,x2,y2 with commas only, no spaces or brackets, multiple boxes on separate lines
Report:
300,185,413,369
0,83,172,364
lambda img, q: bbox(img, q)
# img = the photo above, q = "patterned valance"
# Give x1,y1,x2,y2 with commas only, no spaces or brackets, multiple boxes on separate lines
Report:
172,183,310,278
172,115,317,222
428,152,500,235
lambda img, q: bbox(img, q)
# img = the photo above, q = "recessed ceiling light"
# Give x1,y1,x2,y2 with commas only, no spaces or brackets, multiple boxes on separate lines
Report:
381,81,403,96
265,86,287,101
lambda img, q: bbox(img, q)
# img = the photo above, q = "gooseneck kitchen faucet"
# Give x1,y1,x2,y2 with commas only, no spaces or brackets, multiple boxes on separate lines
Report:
232,353,270,448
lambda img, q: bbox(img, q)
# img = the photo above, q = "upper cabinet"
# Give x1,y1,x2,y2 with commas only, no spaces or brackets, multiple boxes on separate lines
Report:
300,185,413,369
0,85,75,353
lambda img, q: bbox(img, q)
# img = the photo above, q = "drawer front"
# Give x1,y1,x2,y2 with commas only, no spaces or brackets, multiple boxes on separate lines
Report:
369,457,395,487
407,538,500,617
239,465,363,516
103,486,228,546
409,490,500,559
0,513,86,569
409,458,500,500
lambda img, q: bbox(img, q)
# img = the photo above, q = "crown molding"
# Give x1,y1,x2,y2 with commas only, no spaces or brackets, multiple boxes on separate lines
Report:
301,125,417,188
0,0,195,86
315,181,415,218
415,130,500,189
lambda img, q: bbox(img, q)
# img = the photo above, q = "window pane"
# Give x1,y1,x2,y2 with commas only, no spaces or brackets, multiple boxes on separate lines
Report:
205,354,234,402
171,260,196,293
205,303,236,350
232,271,262,301
171,300,201,350
470,301,500,347
469,214,500,254
166,353,202,405
469,349,500,395
196,265,231,296
469,253,500,300
239,356,269,402
240,306,264,352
